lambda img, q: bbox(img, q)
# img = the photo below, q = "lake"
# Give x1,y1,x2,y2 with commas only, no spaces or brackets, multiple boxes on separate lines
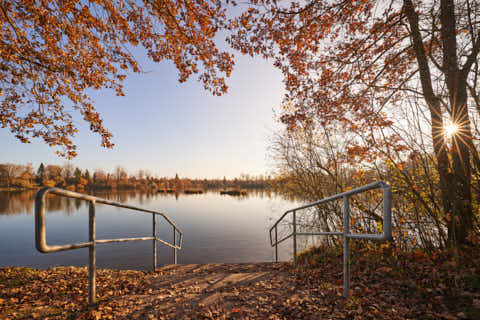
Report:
0,189,315,270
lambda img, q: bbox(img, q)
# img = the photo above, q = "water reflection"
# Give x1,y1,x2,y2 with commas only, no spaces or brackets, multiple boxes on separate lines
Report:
0,189,301,269
0,191,36,215
0,191,84,216
0,189,298,216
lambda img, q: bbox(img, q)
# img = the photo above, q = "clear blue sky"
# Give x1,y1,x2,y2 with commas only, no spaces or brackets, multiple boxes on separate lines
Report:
0,42,284,179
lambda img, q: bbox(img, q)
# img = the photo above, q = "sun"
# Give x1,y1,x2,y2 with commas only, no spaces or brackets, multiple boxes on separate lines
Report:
444,122,458,138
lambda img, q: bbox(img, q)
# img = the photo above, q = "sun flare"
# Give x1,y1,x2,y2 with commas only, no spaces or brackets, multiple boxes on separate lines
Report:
444,122,458,138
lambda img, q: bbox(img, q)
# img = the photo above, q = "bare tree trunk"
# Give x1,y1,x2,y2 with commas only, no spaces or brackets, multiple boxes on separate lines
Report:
440,0,474,245
404,0,474,246
447,82,473,245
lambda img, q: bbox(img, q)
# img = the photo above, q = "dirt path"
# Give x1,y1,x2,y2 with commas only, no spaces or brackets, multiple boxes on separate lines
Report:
114,263,298,319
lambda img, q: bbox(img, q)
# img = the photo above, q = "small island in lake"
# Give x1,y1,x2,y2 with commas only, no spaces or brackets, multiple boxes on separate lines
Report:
220,189,248,196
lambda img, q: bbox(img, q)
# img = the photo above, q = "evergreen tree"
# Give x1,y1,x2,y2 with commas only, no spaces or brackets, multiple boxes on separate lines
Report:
36,163,45,184
74,168,82,185
84,169,91,185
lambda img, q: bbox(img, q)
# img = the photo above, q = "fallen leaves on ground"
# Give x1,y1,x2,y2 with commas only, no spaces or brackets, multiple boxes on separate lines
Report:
0,248,479,319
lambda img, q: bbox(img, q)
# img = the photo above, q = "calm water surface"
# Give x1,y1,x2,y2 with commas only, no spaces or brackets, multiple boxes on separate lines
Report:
0,190,310,269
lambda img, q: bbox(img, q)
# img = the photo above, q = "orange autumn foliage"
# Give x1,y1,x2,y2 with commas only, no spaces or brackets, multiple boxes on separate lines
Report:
229,0,480,246
0,0,234,158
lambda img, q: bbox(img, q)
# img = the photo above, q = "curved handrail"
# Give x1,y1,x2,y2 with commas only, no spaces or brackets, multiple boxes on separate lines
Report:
269,181,392,247
35,187,182,253
268,181,392,298
34,187,183,305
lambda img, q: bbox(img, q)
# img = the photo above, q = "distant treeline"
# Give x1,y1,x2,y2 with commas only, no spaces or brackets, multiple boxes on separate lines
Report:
0,163,273,192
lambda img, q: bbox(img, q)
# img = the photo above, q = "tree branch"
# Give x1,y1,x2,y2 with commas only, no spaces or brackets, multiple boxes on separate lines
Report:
461,30,480,80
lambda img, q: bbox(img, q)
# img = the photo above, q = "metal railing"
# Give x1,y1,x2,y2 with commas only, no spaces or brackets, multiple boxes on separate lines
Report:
269,181,392,298
35,187,183,305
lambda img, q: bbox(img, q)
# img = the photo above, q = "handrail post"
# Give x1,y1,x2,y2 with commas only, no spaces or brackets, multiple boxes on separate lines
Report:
269,181,392,299
34,187,183,304
293,210,297,268
343,196,350,298
275,226,278,263
173,226,177,264
153,214,157,271
88,200,96,305
383,185,393,240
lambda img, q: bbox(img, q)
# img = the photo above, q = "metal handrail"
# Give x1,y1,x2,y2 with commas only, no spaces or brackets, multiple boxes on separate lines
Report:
35,187,183,305
270,181,392,298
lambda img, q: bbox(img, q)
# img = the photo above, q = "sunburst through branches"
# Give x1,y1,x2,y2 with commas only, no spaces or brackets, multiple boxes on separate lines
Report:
444,121,458,139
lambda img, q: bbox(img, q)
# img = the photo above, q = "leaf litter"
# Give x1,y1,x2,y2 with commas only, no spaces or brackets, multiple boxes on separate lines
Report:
1,247,479,319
